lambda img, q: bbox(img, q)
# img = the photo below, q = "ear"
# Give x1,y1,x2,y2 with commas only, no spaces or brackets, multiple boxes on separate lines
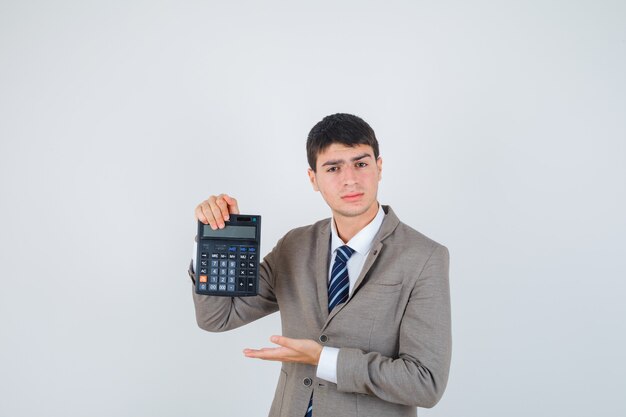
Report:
376,156,383,181
307,168,319,192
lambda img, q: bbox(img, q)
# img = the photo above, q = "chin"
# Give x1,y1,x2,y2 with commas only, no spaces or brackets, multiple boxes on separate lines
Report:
334,202,373,218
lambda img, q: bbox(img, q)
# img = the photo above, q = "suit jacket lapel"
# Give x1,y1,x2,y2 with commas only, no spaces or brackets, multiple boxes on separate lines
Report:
322,205,400,329
323,240,383,326
350,241,384,296
315,221,331,324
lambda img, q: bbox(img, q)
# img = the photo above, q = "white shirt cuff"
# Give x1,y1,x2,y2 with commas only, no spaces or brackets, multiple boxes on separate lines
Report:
316,346,339,384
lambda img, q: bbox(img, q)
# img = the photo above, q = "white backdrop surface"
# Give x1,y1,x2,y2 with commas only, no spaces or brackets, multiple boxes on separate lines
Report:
1,1,625,416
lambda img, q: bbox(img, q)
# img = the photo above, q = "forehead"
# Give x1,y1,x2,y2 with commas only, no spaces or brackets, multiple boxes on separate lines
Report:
316,143,374,163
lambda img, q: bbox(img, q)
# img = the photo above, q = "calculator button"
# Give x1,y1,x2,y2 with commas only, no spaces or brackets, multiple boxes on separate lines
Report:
248,247,256,253
228,261,236,268
248,269,255,276
246,279,254,290
209,284,217,291
220,260,228,268
239,261,247,268
227,284,235,292
200,268,207,274
228,253,237,259
215,245,226,252
228,268,235,276
209,276,218,284
239,254,248,260
240,247,247,252
228,276,236,284
219,268,227,275
218,284,227,291
211,253,219,259
239,269,247,276
211,260,219,267
199,283,207,290
219,254,227,259
210,268,218,275
237,278,246,290
248,262,255,268
201,253,207,259
200,260,208,266
228,246,237,252
199,275,208,283
248,254,256,261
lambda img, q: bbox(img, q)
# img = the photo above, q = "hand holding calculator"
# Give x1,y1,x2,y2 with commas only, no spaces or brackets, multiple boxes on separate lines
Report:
194,194,260,296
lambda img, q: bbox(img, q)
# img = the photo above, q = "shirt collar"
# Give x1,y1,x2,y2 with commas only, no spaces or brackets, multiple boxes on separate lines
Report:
330,203,386,256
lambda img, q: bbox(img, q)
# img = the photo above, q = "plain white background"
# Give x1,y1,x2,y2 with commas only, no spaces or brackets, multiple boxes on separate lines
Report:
1,1,625,416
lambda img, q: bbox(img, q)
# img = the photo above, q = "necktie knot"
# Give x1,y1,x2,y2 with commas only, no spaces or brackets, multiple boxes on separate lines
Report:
335,245,355,264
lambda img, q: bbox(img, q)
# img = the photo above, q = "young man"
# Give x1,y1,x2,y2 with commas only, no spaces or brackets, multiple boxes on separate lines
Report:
189,113,451,417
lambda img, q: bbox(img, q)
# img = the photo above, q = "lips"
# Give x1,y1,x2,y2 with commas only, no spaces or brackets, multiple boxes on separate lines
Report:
341,193,363,201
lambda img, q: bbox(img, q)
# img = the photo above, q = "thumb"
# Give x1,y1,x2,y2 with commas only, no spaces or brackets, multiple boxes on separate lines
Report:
270,335,296,350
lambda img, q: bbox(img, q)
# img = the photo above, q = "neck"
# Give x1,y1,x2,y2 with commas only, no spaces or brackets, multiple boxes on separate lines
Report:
334,203,380,243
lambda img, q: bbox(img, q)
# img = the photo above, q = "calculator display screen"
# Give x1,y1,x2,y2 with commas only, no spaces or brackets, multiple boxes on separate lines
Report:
202,225,256,239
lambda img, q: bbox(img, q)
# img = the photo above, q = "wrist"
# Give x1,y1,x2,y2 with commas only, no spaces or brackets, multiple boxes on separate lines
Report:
313,343,323,365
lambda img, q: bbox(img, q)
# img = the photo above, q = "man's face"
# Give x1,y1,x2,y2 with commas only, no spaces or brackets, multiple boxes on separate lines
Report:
308,143,382,220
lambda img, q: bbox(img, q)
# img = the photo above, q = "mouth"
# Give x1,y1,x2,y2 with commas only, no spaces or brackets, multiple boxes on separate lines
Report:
341,193,364,202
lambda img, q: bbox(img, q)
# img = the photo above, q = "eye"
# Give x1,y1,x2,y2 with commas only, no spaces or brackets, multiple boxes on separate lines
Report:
326,166,338,173
356,162,368,168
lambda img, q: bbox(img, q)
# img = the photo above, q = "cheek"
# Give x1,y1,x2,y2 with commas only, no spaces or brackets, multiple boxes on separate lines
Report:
364,171,380,185
318,184,335,199
320,183,343,201
316,177,334,192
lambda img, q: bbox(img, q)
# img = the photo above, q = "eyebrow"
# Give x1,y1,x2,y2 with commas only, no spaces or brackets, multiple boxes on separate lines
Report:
321,153,372,167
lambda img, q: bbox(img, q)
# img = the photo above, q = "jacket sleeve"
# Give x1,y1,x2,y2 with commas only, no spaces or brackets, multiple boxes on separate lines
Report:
336,245,452,408
190,236,284,332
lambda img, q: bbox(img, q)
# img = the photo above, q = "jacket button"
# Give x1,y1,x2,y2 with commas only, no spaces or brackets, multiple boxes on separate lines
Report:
303,377,312,387
319,334,328,343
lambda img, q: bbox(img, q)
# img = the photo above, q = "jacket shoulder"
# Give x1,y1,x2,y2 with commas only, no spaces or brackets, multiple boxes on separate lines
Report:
279,217,330,242
387,220,448,257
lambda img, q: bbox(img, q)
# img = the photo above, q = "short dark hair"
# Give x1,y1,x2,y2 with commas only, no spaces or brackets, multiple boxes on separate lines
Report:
306,113,380,171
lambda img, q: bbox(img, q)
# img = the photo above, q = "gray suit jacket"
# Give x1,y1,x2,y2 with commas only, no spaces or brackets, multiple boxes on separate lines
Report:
190,205,451,417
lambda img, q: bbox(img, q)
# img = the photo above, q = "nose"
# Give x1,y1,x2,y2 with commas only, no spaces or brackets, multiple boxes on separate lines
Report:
341,165,358,186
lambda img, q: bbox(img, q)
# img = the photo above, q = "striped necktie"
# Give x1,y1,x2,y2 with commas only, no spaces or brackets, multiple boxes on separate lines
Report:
305,245,355,417
327,245,355,312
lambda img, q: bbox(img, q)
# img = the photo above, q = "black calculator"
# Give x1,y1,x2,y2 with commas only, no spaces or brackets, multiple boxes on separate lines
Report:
195,214,261,296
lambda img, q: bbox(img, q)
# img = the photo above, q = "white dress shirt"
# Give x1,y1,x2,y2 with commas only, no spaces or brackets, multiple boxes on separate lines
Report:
316,203,386,384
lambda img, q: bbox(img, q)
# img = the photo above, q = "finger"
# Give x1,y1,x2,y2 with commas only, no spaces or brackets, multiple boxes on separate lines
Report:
243,347,279,354
222,195,240,214
243,347,295,361
200,199,218,229
194,205,209,224
209,198,226,229
215,194,231,222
